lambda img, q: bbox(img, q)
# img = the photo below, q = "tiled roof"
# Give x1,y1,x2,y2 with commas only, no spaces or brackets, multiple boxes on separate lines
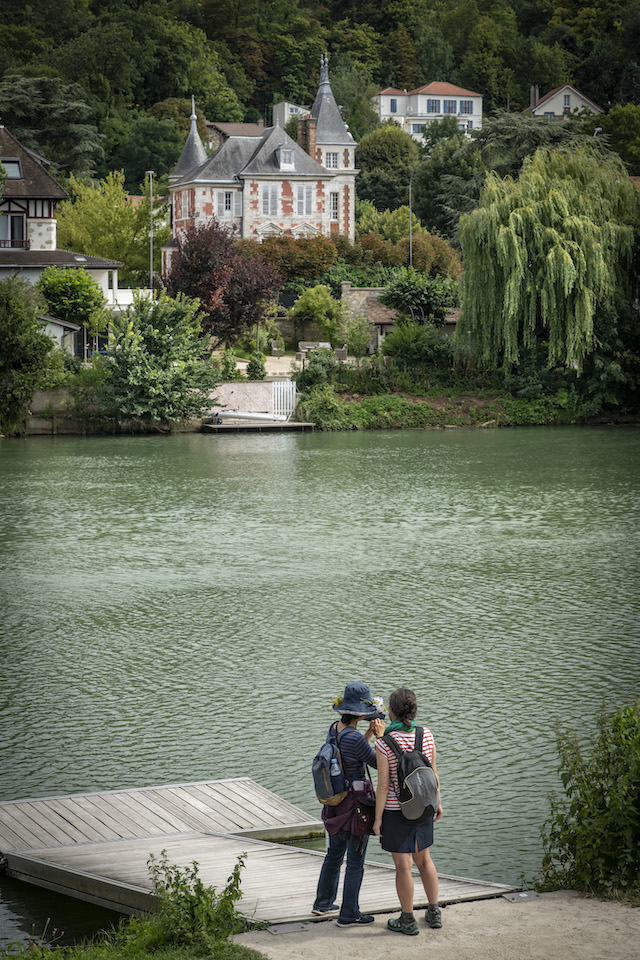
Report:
0,249,122,269
207,122,265,137
521,83,602,114
377,87,406,95
170,110,207,181
0,126,68,200
408,82,482,97
241,126,330,177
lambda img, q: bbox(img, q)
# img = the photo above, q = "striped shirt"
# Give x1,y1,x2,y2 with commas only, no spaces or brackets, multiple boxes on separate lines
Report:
375,727,435,811
334,725,377,782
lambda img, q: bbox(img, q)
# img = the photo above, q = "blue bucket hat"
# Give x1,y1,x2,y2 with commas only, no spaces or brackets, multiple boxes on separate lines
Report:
333,681,385,720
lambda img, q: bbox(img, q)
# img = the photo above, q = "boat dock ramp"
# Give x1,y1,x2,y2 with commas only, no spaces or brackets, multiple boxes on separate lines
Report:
0,778,516,923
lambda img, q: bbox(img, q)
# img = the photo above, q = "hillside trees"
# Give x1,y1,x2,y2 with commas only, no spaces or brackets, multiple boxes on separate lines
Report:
356,123,419,211
163,220,282,345
457,146,640,373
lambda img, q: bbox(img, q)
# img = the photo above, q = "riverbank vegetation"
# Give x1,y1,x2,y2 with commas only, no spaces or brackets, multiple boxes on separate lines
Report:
0,854,264,960
536,703,640,904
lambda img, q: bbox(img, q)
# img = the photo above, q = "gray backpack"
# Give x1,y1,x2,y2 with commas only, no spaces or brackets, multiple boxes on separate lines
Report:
382,727,439,820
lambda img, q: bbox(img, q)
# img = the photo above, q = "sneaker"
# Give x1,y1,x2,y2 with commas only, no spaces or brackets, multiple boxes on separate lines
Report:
312,903,338,915
387,914,419,936
336,913,375,926
425,905,442,929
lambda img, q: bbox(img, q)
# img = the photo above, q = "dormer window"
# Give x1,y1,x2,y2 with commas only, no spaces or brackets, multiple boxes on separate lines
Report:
1,159,22,179
278,148,294,170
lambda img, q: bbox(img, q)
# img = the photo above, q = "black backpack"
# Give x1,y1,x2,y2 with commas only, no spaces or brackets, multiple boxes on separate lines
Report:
312,723,349,805
382,727,439,820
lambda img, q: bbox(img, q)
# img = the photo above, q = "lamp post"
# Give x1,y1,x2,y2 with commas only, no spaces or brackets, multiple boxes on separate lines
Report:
408,155,429,268
147,170,154,292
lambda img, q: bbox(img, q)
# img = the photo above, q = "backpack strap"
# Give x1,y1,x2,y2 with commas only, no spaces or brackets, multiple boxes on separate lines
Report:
414,727,424,751
381,732,403,760
331,722,350,780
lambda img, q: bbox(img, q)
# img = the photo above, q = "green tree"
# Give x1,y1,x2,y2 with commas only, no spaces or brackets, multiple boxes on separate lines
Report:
0,75,101,176
344,313,371,359
37,266,107,334
597,104,640,175
164,220,283,345
107,114,184,191
356,123,419,211
56,171,169,288
93,294,219,426
289,286,344,343
0,277,54,435
457,145,640,371
379,267,458,325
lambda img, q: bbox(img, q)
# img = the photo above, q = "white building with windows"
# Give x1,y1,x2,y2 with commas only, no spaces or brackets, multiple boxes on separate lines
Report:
271,101,310,129
163,57,357,272
522,84,602,121
374,82,483,139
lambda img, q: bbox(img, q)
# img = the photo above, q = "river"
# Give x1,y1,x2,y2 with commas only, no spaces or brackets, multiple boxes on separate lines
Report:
1,427,638,946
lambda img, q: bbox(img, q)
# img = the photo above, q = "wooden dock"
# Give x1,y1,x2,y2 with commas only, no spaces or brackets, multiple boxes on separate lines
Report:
202,421,314,433
0,779,517,922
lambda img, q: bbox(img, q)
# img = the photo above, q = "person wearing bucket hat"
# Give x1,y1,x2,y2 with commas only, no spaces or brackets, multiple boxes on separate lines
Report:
312,681,386,925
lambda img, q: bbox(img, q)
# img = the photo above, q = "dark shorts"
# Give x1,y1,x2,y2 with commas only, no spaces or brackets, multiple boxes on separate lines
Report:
380,808,434,853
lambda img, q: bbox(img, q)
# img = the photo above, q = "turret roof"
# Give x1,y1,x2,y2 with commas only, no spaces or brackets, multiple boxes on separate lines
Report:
170,98,207,181
310,54,356,147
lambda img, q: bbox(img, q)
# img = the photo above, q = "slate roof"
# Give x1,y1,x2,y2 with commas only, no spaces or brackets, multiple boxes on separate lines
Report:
174,126,331,186
311,55,356,146
170,104,208,181
0,126,68,200
0,249,123,269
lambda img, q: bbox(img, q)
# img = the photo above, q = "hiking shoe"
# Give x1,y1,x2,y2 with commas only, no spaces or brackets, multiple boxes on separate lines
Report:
425,905,442,928
387,914,419,936
336,913,375,926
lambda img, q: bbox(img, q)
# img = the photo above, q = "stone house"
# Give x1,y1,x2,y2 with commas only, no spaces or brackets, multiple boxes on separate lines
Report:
522,84,603,120
163,56,357,273
374,82,484,139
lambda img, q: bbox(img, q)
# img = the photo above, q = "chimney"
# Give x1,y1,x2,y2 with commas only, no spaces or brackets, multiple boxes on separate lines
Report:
530,85,539,109
298,116,317,159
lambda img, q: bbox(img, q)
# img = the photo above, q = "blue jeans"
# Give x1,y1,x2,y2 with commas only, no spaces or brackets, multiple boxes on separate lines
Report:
313,829,369,920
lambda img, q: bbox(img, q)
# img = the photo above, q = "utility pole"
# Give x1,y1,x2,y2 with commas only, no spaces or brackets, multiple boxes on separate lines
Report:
147,170,154,292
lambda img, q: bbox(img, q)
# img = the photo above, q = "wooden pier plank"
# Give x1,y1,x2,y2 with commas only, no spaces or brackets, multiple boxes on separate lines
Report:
9,832,516,923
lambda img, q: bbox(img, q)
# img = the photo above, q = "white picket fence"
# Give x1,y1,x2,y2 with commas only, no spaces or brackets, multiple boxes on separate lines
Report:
272,380,296,419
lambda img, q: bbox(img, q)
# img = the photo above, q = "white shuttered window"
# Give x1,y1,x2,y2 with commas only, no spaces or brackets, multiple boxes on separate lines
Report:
297,184,313,216
261,184,278,216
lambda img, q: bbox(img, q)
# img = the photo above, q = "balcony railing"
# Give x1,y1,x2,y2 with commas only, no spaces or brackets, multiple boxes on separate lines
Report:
0,239,30,249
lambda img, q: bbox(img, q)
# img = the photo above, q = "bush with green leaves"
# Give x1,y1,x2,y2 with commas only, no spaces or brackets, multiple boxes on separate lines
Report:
37,266,108,334
245,353,267,380
220,349,244,381
345,314,371,359
84,293,219,427
537,703,640,900
379,268,458,325
0,277,55,435
381,319,454,368
294,347,341,391
288,286,343,344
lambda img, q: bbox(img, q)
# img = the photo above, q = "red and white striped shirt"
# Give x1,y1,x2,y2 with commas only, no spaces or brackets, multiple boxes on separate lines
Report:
376,727,435,811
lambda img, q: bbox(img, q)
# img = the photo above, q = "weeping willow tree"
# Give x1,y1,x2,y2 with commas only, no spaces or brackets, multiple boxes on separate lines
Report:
457,146,640,371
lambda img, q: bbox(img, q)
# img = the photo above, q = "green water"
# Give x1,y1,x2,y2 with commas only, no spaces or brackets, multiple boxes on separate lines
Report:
1,428,638,945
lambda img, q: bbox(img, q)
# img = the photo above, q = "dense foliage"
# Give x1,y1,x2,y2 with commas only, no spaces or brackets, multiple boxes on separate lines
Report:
73,294,219,427
537,703,640,901
379,268,458,325
0,277,54,435
163,220,283,345
1,0,639,184
1,853,262,960
37,267,107,332
457,145,640,372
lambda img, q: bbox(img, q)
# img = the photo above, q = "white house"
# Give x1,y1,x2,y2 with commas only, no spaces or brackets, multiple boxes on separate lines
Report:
163,55,358,273
374,82,483,139
271,101,311,129
522,84,603,120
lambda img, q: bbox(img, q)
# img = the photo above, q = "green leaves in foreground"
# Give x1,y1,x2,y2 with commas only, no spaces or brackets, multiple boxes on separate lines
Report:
538,703,640,900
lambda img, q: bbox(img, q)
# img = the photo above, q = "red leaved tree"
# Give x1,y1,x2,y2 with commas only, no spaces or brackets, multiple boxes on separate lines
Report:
164,221,283,345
